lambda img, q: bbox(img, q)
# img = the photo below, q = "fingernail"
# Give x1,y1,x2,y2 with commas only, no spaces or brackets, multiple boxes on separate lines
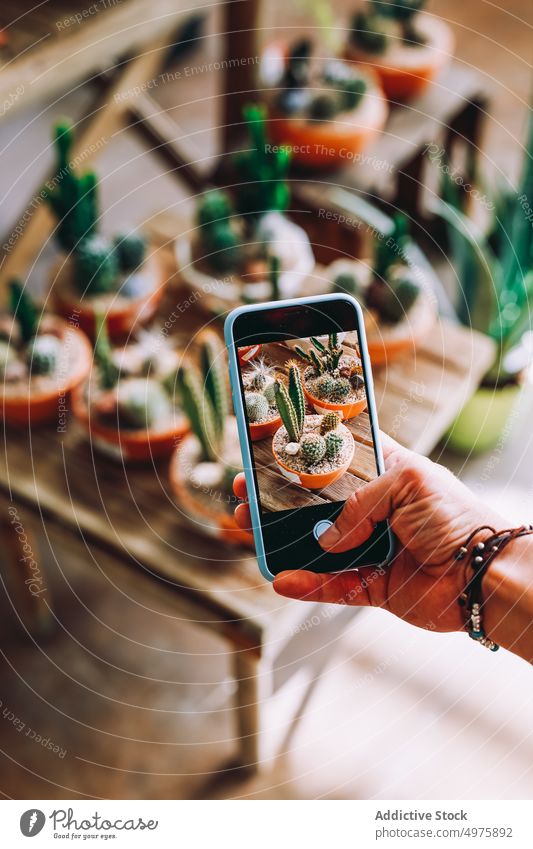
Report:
319,524,341,548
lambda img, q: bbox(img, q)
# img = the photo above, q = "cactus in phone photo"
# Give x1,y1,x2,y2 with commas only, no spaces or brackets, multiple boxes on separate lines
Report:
314,373,335,399
245,391,270,423
287,363,305,433
320,410,341,434
330,377,351,401
300,432,326,464
324,430,343,459
274,379,302,443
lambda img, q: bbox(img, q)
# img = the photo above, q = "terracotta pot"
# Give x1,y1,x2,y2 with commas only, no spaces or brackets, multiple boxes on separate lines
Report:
303,383,367,421
50,255,166,342
272,423,354,489
345,13,454,101
1,318,92,426
444,380,522,455
238,344,263,365
260,41,387,169
249,415,282,442
169,428,254,547
72,385,188,462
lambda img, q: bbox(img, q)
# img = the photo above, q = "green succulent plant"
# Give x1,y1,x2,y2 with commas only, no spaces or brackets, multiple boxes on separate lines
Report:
263,380,277,405
333,271,363,298
324,430,343,458
315,373,336,399
9,279,39,345
245,391,270,423
351,1,426,53
309,93,340,122
320,410,341,434
330,376,351,401
43,121,99,252
274,372,305,444
269,254,281,301
380,276,420,323
116,379,170,429
197,190,242,273
75,235,119,295
26,334,62,376
113,232,146,272
233,103,291,218
300,432,326,464
176,332,228,462
430,103,533,384
94,314,119,390
295,334,343,375
350,12,389,54
371,0,425,22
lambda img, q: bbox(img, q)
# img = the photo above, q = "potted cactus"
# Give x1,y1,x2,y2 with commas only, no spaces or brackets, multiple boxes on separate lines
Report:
430,108,533,453
45,121,167,340
345,0,454,101
169,330,253,546
271,365,355,489
326,214,437,364
0,280,91,426
72,317,188,460
260,38,387,168
294,334,367,420
176,105,314,311
241,357,282,441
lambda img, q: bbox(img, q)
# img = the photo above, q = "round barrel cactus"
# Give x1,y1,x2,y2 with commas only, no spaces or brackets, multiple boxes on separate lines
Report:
300,432,326,465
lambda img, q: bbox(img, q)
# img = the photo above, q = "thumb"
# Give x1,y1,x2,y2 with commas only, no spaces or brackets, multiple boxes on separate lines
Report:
319,466,397,553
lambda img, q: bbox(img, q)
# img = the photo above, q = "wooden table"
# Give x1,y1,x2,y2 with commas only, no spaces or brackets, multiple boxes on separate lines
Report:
0,304,493,771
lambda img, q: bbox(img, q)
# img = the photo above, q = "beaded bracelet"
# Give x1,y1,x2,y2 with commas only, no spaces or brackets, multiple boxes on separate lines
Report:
455,524,533,652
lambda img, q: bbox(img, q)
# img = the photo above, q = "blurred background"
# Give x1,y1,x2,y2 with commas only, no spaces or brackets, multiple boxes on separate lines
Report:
0,0,532,800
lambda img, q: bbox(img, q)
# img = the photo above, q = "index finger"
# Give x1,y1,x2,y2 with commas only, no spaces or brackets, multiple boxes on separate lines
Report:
233,472,247,500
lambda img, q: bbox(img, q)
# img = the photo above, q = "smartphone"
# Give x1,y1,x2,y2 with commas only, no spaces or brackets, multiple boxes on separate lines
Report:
224,294,394,581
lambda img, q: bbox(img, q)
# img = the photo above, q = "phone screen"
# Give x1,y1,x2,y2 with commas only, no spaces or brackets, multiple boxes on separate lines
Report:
231,298,393,575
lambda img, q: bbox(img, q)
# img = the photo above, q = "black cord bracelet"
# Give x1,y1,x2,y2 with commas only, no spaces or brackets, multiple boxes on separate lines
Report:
455,524,533,652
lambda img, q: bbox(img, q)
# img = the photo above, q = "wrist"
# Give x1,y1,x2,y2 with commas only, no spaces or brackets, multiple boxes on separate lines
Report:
482,534,533,662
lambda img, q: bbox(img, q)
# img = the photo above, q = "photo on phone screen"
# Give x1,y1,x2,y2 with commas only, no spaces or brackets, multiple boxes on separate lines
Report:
229,297,393,577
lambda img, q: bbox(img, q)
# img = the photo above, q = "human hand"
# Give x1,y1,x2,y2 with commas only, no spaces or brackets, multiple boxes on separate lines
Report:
233,433,507,635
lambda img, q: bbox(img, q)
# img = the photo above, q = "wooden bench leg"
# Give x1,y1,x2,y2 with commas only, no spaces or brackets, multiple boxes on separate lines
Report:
233,649,264,772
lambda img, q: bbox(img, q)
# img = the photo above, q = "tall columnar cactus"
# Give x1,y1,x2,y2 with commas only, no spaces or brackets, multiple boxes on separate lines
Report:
9,279,39,344
269,254,281,301
287,364,305,433
94,314,119,390
177,331,228,462
295,334,343,375
233,103,291,218
43,120,99,252
274,379,302,443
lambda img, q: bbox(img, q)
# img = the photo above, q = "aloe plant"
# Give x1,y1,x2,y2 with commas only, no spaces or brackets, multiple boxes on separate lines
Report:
430,105,533,384
44,121,99,252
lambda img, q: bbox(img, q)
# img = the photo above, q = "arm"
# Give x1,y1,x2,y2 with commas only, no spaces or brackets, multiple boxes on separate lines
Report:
234,434,533,664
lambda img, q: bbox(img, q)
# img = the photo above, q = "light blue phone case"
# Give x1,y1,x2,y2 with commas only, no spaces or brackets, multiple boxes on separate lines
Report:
224,293,389,582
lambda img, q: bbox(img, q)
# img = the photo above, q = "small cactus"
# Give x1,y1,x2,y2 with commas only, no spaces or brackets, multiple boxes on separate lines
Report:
331,377,351,401
75,235,118,295
325,430,343,459
380,277,420,323
300,432,326,465
340,77,367,111
263,379,277,405
113,232,146,272
197,190,242,273
117,379,170,429
9,279,39,344
333,271,362,297
320,411,341,434
309,93,339,121
245,391,269,423
314,374,335,399
26,334,62,376
350,12,389,54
